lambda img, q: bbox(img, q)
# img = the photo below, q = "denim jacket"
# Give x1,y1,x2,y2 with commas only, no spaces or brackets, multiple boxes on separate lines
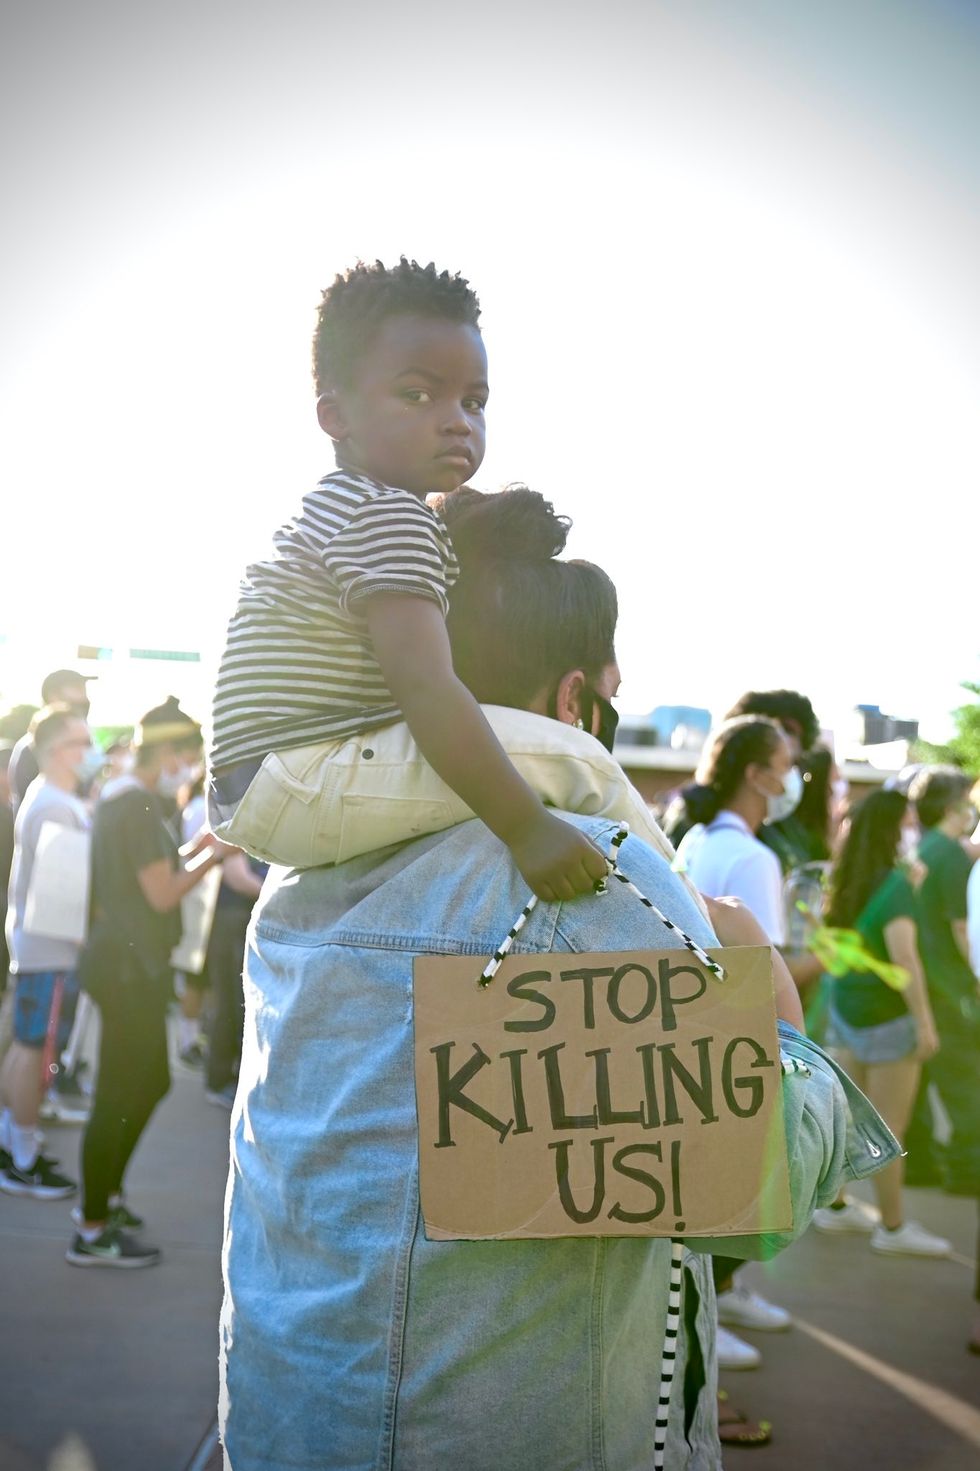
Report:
220,816,898,1471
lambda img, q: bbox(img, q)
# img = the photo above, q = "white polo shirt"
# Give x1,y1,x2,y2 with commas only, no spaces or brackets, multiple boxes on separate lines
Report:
967,853,980,975
675,810,787,944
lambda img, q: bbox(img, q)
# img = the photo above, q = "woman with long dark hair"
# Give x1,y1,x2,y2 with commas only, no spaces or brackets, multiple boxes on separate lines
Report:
815,788,950,1256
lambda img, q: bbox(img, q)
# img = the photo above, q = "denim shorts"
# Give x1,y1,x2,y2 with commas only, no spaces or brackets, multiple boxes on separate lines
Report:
13,971,80,1051
826,1004,917,1064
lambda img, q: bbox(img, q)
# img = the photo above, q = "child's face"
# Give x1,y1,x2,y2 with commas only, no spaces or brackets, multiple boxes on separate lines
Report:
318,314,488,496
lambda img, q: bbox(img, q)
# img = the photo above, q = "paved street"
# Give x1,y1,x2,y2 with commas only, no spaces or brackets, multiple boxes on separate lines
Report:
0,1059,977,1470
0,1059,228,1471
717,1180,979,1469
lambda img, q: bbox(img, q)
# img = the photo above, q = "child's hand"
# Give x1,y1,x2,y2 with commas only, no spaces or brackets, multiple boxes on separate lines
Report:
508,810,609,902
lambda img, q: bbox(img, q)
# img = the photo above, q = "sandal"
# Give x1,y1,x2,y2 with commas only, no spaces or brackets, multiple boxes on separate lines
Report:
717,1389,773,1448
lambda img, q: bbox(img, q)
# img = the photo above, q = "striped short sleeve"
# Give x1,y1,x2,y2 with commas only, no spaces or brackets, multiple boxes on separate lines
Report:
317,488,459,617
208,472,464,771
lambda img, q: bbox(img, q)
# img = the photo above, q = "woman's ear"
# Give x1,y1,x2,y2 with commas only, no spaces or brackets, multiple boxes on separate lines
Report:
553,669,587,727
744,761,771,793
316,391,347,442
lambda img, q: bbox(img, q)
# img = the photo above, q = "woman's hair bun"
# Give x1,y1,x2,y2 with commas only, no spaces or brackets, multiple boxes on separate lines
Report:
682,782,721,826
438,484,571,567
136,694,201,745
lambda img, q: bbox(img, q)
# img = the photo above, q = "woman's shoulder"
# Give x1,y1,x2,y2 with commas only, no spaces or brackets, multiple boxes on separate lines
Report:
865,866,916,917
556,823,717,953
720,822,782,873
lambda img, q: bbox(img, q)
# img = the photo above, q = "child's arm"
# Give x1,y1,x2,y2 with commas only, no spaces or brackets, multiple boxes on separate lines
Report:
365,593,609,901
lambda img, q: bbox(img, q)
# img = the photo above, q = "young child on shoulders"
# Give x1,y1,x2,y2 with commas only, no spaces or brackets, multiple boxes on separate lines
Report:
208,258,607,901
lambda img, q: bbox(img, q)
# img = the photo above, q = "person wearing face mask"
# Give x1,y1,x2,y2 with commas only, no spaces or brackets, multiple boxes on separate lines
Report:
662,691,827,998
675,717,803,946
673,717,803,1366
218,488,883,1470
662,690,819,861
0,706,93,1198
67,697,226,1268
907,766,980,1202
7,669,95,812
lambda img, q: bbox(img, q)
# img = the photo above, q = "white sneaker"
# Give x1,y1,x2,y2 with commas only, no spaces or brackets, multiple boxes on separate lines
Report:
870,1220,952,1258
47,1098,91,1125
812,1200,878,1234
717,1286,791,1332
715,1324,762,1370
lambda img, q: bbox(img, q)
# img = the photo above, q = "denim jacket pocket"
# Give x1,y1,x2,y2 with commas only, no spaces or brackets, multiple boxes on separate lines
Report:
777,1022,902,1179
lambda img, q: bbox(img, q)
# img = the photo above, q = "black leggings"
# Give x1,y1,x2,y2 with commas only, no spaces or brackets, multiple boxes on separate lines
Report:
80,962,171,1222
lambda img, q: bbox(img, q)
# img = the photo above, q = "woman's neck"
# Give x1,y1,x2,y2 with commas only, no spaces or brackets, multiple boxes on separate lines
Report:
720,788,766,834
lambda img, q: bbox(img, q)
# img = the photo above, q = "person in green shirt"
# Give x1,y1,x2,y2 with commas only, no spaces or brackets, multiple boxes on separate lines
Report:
816,789,949,1256
908,766,979,1198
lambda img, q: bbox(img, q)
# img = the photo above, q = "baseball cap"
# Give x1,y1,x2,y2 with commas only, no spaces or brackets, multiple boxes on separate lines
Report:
40,669,96,703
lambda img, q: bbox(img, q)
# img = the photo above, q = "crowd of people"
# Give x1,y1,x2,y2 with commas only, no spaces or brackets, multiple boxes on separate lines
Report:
1,258,978,1468
653,692,980,1398
0,673,259,1268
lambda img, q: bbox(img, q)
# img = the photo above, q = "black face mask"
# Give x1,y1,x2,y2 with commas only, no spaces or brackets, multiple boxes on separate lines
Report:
580,688,619,754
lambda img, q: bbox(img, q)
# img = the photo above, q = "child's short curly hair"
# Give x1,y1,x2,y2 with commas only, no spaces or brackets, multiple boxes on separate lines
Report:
312,257,481,396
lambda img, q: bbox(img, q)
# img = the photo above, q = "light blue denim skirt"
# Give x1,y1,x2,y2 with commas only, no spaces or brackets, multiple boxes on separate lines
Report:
826,1005,917,1064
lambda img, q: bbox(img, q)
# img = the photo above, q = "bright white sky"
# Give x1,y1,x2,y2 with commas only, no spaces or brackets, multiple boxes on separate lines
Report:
1,0,977,745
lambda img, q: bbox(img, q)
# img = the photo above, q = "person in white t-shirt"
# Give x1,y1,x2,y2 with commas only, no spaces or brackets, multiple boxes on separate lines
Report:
967,786,980,976
0,706,93,1198
674,713,803,1367
966,785,980,1357
675,715,802,942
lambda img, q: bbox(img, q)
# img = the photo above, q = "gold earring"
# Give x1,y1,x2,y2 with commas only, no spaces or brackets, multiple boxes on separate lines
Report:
573,718,584,729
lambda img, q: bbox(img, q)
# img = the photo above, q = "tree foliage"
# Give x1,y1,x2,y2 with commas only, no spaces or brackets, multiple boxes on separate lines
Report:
911,677,980,774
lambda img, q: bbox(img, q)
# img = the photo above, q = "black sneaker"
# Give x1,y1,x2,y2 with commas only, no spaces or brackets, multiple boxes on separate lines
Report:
54,1063,90,1099
1,1155,77,1200
66,1226,161,1269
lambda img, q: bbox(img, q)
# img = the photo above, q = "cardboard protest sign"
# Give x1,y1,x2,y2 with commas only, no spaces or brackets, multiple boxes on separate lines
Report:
414,945,791,1240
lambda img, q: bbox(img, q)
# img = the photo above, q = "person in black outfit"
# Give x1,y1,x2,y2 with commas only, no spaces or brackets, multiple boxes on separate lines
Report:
67,697,226,1269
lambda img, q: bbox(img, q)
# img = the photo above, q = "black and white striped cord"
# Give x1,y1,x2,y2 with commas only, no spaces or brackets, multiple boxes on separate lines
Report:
604,824,726,982
479,895,540,986
654,1238,686,1470
479,822,727,986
